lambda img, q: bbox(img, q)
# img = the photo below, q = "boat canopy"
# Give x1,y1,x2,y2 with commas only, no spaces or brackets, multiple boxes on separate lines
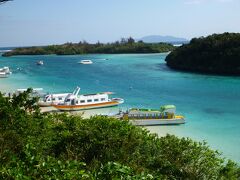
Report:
160,105,176,111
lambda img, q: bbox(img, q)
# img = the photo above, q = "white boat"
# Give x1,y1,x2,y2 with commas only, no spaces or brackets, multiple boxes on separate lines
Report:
79,60,93,64
0,67,12,78
0,72,8,78
117,105,185,126
38,88,78,107
36,61,44,65
38,93,70,107
53,87,124,111
0,66,12,74
15,88,44,96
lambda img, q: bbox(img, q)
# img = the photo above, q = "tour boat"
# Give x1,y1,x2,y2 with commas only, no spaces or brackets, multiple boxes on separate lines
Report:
0,67,12,78
38,88,77,107
117,105,185,126
15,88,44,97
36,61,44,65
38,93,70,107
0,72,8,78
0,66,12,74
53,87,124,111
79,60,93,64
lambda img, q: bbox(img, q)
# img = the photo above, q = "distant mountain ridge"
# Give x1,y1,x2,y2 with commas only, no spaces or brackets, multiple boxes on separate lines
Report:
138,35,188,44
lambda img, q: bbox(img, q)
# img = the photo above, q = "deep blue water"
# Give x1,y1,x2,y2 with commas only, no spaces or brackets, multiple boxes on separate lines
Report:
0,53,240,162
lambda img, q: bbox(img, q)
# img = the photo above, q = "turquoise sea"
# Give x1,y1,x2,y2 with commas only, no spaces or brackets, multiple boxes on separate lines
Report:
0,53,240,162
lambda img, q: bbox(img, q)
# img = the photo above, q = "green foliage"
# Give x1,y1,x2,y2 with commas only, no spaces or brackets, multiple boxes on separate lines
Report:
95,162,155,180
1,143,91,180
165,32,240,75
2,37,175,56
0,90,239,179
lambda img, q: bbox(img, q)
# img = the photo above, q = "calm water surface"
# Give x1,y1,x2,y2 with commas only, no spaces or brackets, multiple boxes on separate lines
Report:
0,53,240,162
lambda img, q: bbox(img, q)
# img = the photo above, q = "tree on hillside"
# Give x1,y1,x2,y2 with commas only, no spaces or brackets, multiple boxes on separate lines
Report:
127,37,135,44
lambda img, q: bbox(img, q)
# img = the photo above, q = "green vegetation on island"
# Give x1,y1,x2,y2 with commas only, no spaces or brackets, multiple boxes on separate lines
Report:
2,37,175,57
0,89,240,179
165,33,240,75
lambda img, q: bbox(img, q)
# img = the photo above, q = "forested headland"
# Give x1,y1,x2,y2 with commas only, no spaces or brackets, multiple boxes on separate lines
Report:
165,33,240,75
2,37,175,57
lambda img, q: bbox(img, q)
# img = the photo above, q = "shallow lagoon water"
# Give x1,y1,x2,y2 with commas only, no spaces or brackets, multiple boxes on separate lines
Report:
0,53,240,162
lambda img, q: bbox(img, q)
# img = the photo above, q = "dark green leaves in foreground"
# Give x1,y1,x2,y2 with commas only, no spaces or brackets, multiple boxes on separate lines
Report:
0,90,239,179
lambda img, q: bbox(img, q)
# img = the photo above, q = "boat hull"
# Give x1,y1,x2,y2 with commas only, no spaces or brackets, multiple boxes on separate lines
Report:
38,102,56,107
0,73,8,78
129,118,185,126
53,101,121,111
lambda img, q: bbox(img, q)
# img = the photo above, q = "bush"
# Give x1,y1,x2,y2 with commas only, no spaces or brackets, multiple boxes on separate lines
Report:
0,90,239,179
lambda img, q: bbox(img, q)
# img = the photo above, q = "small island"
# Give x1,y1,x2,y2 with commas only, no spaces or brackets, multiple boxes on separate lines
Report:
2,37,175,57
165,33,240,75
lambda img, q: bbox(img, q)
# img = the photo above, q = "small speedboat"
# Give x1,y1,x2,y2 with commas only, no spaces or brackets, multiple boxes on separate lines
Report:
79,60,93,64
36,61,44,65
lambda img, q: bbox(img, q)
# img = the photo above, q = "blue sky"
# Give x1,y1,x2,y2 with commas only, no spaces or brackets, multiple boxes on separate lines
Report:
0,0,239,47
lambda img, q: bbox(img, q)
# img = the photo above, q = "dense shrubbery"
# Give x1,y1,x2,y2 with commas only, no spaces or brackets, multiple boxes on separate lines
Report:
2,38,175,57
165,33,240,75
0,90,239,179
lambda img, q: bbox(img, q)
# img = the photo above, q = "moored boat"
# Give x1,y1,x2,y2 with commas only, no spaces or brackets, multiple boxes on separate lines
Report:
0,72,8,78
79,60,93,64
38,93,70,107
36,60,44,65
38,88,79,107
15,88,44,96
118,105,185,126
0,67,12,77
53,87,124,111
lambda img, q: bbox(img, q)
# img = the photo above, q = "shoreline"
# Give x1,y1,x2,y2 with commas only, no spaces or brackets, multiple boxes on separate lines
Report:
1,53,240,163
2,85,240,162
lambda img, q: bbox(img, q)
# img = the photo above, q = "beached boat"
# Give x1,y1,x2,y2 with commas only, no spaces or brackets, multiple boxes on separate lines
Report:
38,88,79,107
14,88,67,107
15,88,44,96
117,105,185,126
36,61,44,65
38,93,70,107
53,87,124,111
79,60,93,64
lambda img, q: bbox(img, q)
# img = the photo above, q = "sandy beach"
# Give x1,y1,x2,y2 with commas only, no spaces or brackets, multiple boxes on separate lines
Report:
40,106,120,119
0,83,12,93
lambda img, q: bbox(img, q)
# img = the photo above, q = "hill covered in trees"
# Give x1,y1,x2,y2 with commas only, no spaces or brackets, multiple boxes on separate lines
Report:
2,37,175,57
0,89,240,179
165,33,240,75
